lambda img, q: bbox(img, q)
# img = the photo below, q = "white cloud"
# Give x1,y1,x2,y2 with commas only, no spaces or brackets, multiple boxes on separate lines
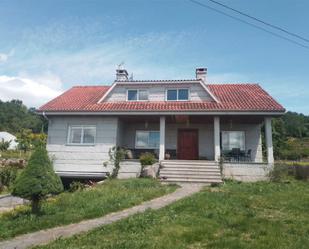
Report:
0,74,63,108
0,53,9,63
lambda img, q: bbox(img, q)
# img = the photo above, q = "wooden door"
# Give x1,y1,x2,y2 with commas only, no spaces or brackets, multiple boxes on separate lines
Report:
177,129,198,160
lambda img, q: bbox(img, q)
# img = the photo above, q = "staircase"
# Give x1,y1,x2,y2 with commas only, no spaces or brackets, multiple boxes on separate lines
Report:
159,160,222,184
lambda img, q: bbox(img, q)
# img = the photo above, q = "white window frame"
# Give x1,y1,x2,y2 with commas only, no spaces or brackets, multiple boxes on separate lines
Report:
67,125,96,145
166,88,190,101
127,89,149,101
221,131,246,151
135,130,160,149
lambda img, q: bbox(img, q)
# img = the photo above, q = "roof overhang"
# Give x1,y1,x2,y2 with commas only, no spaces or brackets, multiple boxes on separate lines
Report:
39,110,285,116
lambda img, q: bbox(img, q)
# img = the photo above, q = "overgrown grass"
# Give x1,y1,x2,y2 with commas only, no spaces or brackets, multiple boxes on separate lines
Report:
0,150,31,160
35,180,309,249
0,178,177,241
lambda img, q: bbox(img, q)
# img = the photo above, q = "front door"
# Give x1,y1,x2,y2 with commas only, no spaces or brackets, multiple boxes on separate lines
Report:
177,129,198,160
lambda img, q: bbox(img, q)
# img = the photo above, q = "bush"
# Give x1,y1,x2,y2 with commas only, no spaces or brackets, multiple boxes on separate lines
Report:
271,162,309,182
269,164,290,182
12,146,63,214
69,181,86,192
0,139,11,151
139,152,156,167
107,146,126,178
0,166,18,189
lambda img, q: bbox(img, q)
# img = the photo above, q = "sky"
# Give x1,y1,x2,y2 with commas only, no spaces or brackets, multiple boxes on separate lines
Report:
0,0,308,113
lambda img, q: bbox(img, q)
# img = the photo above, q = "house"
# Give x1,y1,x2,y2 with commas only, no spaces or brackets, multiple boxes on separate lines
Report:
0,131,18,150
38,68,285,182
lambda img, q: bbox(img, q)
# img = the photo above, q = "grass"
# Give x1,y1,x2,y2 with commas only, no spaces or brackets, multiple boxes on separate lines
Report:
35,180,309,249
0,178,177,241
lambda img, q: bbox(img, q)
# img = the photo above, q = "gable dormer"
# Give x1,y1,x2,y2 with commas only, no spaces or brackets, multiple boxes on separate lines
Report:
98,68,219,103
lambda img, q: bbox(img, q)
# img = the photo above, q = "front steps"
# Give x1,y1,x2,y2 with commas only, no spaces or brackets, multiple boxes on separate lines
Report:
159,160,222,184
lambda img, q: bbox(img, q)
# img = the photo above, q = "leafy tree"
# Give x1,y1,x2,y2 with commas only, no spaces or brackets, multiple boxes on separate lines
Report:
16,129,33,152
0,99,47,134
12,146,63,214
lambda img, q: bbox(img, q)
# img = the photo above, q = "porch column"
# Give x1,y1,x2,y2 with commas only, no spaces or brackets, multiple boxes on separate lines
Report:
159,116,166,161
214,116,221,162
265,117,274,164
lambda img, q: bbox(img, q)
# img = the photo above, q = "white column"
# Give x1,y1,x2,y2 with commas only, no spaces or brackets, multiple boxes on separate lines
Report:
214,116,221,162
159,116,166,161
265,117,274,164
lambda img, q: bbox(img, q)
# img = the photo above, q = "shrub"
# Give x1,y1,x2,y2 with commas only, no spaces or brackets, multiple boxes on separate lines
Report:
107,146,126,178
139,152,156,167
12,146,63,214
69,181,86,192
0,166,18,189
0,139,11,151
269,163,290,182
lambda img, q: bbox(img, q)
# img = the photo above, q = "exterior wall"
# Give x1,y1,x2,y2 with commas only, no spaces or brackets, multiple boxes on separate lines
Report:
105,83,213,102
47,116,118,175
223,163,271,182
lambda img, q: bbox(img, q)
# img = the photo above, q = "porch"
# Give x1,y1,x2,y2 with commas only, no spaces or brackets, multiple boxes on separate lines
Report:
116,115,274,164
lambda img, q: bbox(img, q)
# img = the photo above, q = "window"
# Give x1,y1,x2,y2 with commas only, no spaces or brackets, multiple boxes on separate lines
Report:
222,131,245,151
166,89,189,101
127,89,149,101
68,125,96,145
135,131,160,149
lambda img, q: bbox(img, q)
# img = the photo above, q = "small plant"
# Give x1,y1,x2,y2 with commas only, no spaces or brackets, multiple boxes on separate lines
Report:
139,152,156,167
12,146,63,214
0,166,18,190
108,146,126,178
69,181,86,192
0,139,11,151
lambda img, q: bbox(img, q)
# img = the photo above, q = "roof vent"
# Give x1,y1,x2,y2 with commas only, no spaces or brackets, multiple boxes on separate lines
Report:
196,68,207,82
116,69,128,81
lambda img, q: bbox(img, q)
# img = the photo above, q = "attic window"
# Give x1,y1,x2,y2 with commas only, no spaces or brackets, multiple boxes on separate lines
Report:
127,89,148,101
166,89,189,101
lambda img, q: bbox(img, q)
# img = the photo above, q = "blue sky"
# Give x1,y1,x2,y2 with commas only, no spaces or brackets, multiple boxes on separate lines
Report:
0,0,308,113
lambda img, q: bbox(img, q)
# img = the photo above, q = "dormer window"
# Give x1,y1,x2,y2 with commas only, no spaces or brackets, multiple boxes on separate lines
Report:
166,89,189,101
127,89,149,101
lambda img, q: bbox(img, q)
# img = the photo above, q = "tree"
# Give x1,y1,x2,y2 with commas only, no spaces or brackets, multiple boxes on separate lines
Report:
15,129,32,152
12,146,63,214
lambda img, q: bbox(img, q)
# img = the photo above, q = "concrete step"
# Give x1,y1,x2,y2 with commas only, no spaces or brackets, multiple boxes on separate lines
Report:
161,164,220,169
160,178,223,184
160,174,221,179
160,168,220,173
160,171,221,178
161,160,218,166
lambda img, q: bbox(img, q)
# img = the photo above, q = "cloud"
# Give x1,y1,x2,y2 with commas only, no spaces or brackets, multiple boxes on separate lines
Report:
0,53,9,63
0,74,63,108
0,50,14,63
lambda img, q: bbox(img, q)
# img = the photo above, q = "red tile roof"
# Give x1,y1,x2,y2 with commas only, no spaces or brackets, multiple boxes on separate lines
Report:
38,84,285,113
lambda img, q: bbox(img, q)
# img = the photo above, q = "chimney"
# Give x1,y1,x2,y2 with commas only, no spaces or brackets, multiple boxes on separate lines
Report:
196,68,207,82
116,69,128,81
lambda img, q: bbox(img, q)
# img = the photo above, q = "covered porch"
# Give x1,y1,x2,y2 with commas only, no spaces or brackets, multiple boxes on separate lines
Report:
116,114,274,165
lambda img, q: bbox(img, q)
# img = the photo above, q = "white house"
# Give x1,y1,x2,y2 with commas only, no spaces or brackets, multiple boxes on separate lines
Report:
38,68,285,182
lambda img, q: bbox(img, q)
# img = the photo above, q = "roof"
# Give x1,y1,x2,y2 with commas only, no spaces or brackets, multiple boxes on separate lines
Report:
38,83,285,113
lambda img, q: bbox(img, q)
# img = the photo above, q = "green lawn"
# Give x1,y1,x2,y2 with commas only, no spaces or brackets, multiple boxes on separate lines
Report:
35,180,309,249
0,178,177,241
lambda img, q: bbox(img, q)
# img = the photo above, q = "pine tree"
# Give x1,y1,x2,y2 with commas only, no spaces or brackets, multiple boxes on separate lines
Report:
12,146,63,214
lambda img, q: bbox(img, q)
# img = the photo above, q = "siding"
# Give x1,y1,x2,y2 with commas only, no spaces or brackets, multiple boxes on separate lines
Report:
104,83,213,102
47,116,118,173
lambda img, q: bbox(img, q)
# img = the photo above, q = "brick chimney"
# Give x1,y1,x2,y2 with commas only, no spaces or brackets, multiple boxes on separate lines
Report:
116,69,128,81
196,68,207,82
